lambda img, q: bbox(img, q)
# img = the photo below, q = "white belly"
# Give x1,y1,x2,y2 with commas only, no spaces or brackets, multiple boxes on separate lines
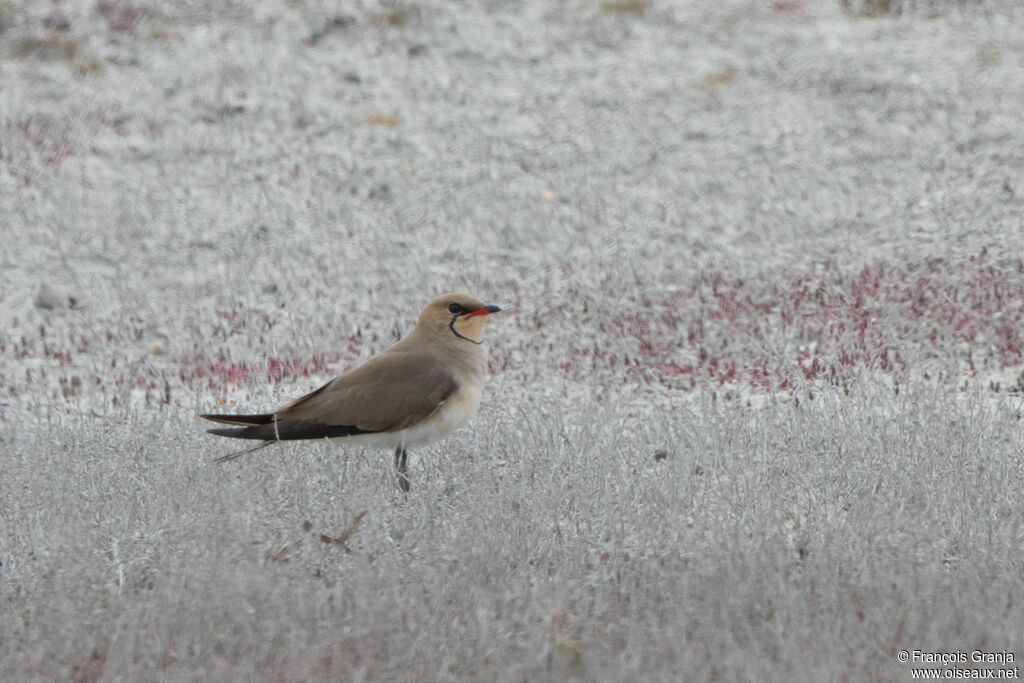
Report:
330,382,483,452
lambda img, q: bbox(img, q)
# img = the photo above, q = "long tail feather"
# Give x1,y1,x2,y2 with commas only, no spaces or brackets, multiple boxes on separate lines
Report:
200,413,275,427
214,440,274,463
206,425,276,440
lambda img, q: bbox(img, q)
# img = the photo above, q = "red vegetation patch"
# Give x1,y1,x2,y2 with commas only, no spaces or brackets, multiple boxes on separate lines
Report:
178,355,337,389
550,250,1024,392
2,115,74,172
5,252,1021,409
96,1,145,34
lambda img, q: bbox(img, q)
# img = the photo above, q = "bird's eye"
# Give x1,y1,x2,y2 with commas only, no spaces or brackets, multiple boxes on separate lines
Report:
448,303,463,314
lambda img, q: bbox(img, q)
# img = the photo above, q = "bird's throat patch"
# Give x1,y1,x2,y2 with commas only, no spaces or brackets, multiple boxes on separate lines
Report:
450,315,484,344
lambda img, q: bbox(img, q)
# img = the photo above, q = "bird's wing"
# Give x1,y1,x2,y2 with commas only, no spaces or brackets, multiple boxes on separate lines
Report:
278,350,457,434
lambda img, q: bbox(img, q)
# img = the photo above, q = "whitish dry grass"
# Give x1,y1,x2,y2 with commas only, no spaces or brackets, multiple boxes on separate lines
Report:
2,378,1022,680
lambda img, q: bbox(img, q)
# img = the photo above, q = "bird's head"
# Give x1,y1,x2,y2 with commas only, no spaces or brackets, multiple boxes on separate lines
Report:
418,293,501,345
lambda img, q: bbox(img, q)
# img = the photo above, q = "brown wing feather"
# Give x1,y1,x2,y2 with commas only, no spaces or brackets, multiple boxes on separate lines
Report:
277,350,457,433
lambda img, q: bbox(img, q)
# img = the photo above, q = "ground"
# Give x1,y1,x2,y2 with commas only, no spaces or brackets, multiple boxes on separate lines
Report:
2,0,1024,680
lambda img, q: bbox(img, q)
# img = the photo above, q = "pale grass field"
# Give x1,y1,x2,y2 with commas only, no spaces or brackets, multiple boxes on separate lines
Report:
3,0,1024,680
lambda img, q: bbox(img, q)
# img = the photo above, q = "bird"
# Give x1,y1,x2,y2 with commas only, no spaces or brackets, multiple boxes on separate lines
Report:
201,293,501,492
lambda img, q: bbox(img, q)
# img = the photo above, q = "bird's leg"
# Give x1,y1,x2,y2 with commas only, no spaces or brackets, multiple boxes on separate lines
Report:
394,447,410,492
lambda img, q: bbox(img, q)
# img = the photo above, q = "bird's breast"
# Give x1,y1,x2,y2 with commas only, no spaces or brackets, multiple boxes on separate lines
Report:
404,379,481,448
435,380,483,436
